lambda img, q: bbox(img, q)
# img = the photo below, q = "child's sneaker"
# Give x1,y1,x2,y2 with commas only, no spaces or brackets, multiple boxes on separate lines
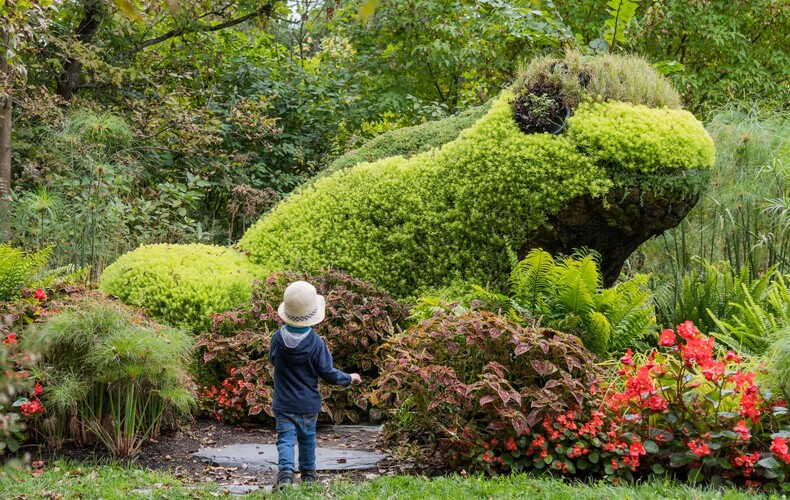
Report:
301,470,318,483
275,470,294,490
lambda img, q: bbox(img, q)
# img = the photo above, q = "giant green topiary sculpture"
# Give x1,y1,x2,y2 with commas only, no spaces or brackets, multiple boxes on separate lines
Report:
239,53,714,297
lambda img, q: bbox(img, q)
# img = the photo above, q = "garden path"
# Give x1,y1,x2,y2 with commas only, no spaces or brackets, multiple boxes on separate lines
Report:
133,419,395,495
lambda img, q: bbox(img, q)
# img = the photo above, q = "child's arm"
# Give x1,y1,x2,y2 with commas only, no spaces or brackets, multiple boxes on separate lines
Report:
314,339,356,386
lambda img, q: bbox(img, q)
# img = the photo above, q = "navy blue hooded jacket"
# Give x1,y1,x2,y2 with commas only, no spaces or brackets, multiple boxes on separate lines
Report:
269,325,352,415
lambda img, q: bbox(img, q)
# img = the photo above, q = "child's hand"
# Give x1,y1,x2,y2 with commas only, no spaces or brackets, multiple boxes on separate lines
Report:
349,373,363,384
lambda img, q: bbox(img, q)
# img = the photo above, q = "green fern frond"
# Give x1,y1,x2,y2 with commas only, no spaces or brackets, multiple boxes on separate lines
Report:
509,249,554,311
0,244,54,300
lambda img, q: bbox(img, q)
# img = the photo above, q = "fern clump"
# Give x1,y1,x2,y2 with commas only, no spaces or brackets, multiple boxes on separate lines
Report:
477,249,655,356
0,245,52,301
99,244,259,332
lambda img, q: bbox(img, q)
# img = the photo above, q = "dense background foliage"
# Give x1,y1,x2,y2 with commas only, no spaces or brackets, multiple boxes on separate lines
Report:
3,0,786,268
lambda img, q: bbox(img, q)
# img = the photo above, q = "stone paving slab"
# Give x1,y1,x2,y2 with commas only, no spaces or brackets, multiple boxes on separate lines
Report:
194,444,388,472
317,423,384,433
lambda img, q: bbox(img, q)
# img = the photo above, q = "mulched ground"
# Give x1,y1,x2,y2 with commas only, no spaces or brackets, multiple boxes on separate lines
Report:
47,418,416,491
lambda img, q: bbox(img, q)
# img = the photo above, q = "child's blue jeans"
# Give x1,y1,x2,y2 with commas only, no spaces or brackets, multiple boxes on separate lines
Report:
275,411,318,473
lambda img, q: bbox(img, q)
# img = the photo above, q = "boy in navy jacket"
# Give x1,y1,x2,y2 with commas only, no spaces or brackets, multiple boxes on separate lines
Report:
270,280,361,488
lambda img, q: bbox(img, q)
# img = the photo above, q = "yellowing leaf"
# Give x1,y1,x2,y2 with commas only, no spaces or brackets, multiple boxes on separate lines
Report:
112,0,143,23
166,0,181,16
358,0,380,23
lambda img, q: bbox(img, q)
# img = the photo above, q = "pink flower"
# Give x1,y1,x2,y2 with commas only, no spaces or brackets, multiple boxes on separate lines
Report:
659,329,676,347
770,437,790,464
734,419,750,441
620,349,633,365
725,351,742,364
688,438,710,457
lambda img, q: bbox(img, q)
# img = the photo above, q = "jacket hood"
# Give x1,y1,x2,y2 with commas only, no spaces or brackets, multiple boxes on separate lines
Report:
273,326,313,364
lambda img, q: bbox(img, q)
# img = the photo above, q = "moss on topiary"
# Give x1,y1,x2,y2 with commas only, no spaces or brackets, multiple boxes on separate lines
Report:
99,244,259,332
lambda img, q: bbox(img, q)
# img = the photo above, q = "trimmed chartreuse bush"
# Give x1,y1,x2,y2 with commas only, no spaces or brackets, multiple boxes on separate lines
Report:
239,89,713,297
100,244,258,331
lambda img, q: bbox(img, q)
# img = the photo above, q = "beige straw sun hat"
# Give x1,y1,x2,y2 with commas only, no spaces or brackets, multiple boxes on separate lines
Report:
277,281,326,327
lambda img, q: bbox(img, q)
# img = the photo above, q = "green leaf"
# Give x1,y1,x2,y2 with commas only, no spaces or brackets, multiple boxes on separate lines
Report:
758,456,781,469
643,440,659,454
652,463,665,475
588,450,600,464
688,467,703,483
603,0,639,47
670,452,694,467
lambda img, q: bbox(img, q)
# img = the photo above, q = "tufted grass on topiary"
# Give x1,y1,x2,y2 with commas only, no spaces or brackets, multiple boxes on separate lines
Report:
99,243,260,332
239,84,714,298
513,51,682,110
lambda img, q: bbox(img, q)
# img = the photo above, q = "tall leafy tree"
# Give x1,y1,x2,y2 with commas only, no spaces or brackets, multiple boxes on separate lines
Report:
1,0,58,239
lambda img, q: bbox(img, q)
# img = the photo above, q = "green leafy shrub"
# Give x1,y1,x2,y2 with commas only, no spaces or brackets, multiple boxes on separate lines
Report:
239,53,713,298
373,310,602,465
23,298,194,456
99,244,259,332
196,269,408,424
478,249,655,356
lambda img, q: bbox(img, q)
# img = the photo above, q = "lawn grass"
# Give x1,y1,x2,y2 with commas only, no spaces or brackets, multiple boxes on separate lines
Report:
2,460,779,500
0,460,216,499
264,474,776,500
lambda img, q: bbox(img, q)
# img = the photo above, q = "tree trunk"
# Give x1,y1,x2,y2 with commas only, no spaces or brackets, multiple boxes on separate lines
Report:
56,0,105,100
0,28,12,240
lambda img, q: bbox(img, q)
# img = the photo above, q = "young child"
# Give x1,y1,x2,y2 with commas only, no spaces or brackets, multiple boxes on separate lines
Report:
269,280,362,488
